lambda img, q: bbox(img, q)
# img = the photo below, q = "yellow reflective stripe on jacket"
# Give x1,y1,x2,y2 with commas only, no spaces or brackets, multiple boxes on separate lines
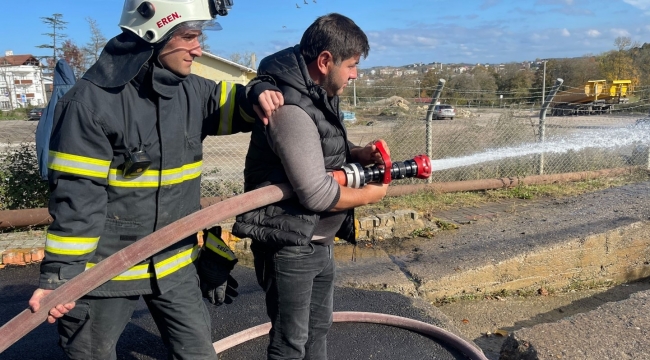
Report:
86,262,152,280
155,245,200,279
217,82,234,135
45,233,99,256
48,151,111,179
107,161,202,188
85,245,200,281
239,105,255,123
205,232,237,261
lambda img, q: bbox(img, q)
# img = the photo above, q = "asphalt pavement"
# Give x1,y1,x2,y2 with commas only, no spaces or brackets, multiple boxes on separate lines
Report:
0,264,471,360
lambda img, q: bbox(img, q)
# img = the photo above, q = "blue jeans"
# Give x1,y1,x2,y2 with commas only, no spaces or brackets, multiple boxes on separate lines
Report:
252,242,335,360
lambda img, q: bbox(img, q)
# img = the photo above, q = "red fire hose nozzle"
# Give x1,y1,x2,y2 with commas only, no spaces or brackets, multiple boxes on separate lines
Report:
332,141,432,188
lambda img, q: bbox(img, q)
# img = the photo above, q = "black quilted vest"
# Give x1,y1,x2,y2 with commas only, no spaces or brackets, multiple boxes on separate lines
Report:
232,45,355,247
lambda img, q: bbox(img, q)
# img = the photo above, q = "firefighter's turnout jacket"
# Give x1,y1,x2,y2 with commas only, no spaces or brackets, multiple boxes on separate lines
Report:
40,61,255,296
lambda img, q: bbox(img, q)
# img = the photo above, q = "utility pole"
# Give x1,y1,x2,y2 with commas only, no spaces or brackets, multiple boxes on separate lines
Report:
538,78,564,175
541,60,547,107
425,79,446,183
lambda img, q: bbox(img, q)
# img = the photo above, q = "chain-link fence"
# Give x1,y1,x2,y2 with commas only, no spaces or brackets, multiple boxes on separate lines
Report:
2,87,650,211
341,98,650,184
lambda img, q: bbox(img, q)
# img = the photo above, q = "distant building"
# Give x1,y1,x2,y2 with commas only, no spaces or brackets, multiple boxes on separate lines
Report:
191,52,257,85
0,51,48,110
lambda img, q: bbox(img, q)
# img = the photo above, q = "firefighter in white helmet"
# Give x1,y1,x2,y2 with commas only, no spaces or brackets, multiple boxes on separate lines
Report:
28,0,283,359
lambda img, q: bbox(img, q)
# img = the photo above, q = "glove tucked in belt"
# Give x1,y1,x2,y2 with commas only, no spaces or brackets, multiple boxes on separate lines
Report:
197,226,239,305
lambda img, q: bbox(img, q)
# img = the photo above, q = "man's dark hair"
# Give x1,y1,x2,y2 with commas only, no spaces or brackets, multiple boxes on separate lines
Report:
300,13,370,65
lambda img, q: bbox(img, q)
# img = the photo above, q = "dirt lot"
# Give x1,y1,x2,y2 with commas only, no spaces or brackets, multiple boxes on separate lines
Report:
437,279,650,359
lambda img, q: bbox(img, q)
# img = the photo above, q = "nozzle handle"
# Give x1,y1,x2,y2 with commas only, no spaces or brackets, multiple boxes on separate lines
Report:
374,140,392,184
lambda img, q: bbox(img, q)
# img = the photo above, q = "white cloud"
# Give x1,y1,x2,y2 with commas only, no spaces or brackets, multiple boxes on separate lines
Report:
610,28,631,37
530,33,549,41
586,29,601,37
561,28,571,37
623,0,650,10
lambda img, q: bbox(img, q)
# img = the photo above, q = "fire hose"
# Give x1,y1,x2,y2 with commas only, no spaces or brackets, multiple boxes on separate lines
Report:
0,148,486,359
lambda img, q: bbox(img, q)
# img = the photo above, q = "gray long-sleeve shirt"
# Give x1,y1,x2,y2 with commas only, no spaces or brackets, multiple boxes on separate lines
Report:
266,105,346,245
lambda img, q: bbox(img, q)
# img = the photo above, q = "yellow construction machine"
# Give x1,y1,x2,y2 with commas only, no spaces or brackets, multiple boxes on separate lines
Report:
550,79,632,116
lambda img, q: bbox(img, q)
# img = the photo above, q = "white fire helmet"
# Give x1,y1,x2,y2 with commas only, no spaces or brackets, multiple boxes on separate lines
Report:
119,0,233,43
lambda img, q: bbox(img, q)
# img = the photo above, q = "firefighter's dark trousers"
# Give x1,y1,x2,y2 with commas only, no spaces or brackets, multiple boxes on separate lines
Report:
56,270,217,360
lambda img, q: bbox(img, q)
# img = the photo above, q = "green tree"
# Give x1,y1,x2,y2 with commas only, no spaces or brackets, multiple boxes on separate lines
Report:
36,13,68,70
630,43,650,97
446,73,478,105
470,66,498,102
420,67,454,97
598,36,639,86
494,63,533,103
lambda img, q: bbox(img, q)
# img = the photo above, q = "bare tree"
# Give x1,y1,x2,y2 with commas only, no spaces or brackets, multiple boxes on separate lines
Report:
83,17,107,67
36,13,68,70
0,65,15,110
229,51,256,68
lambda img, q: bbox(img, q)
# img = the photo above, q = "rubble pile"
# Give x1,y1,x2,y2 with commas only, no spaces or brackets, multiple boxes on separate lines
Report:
372,96,410,110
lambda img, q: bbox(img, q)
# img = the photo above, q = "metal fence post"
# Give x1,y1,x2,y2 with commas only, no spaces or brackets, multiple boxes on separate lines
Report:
425,79,446,183
538,78,564,175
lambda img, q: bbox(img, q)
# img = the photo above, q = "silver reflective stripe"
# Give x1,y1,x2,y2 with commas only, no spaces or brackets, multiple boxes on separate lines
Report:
48,151,111,179
86,262,152,280
108,161,202,188
154,245,200,279
205,232,237,261
217,82,234,135
160,161,202,186
45,233,99,256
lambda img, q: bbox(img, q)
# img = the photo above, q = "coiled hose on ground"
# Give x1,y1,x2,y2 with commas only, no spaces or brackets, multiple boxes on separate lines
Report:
213,311,488,360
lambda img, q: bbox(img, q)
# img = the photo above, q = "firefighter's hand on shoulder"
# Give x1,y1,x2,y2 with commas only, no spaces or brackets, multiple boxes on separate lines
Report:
197,227,239,306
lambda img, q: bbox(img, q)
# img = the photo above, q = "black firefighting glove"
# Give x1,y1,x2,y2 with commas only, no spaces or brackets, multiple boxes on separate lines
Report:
197,226,239,306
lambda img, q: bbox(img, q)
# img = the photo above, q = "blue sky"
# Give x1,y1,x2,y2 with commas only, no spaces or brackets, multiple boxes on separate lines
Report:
3,0,650,68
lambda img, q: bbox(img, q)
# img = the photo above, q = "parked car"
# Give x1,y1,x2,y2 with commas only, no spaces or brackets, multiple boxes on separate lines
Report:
28,107,45,121
433,104,455,120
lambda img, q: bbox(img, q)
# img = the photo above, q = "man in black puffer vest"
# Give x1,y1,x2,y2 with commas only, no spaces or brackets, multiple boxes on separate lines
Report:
233,13,389,360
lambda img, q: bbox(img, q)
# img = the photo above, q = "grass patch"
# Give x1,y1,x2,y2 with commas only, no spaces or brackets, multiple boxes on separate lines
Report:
410,227,437,238
433,280,631,307
434,219,459,230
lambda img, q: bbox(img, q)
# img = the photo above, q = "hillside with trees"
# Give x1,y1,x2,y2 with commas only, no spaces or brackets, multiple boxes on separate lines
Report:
346,36,650,109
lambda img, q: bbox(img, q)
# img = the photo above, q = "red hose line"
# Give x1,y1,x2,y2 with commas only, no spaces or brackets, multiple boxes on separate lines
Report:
0,183,294,354
213,311,488,360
